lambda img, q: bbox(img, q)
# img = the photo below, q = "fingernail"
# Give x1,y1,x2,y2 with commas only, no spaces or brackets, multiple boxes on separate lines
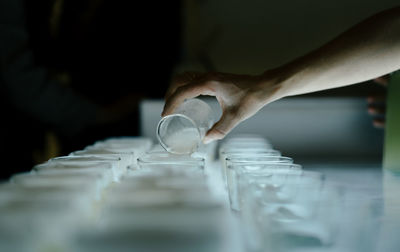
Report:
161,107,167,117
203,136,214,144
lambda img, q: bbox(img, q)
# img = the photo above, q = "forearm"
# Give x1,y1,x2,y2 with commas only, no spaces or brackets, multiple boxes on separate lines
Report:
268,6,400,99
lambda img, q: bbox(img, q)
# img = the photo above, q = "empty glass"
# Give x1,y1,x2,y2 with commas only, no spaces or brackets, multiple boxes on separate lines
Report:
157,98,215,154
219,149,281,187
226,160,298,211
137,152,205,174
255,186,340,252
96,137,153,151
92,137,152,162
71,148,133,173
219,148,281,183
10,172,102,191
33,162,114,194
50,155,122,181
240,171,329,252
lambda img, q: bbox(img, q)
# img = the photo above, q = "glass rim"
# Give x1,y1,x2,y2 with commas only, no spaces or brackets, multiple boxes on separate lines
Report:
33,162,113,171
51,155,121,162
220,149,279,154
83,147,134,154
137,153,205,164
156,113,201,155
220,144,272,150
245,170,324,180
137,162,205,168
225,156,292,163
228,163,302,170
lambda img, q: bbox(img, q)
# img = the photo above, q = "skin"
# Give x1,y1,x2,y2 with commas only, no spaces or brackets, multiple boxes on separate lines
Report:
162,6,400,144
368,76,388,128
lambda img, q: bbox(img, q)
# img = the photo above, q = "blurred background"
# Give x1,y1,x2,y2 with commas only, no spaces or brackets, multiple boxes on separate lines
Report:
1,0,398,179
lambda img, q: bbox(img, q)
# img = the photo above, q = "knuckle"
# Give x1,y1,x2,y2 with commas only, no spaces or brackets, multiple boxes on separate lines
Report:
175,84,189,94
212,128,228,139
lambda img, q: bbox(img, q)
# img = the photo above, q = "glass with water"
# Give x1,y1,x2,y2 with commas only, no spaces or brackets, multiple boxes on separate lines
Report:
157,98,215,154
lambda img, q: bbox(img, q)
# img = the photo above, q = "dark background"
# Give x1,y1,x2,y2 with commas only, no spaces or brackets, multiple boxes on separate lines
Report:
1,0,182,179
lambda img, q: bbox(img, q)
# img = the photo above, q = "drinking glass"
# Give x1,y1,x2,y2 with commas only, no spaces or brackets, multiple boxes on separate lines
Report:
33,162,114,192
219,149,281,186
137,152,205,174
71,148,132,173
256,186,340,252
240,171,329,252
226,160,297,211
157,98,215,154
50,155,122,181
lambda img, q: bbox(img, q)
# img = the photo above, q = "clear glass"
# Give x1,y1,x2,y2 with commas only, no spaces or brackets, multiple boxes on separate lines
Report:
91,137,152,162
96,136,153,152
33,162,114,192
226,159,296,211
146,144,166,153
218,143,273,157
50,155,122,181
240,171,329,251
71,148,133,171
116,173,209,192
219,149,281,187
157,98,215,154
253,186,340,251
137,152,205,174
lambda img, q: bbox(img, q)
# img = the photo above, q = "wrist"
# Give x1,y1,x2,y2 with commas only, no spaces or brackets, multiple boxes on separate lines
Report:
259,60,306,103
256,67,290,105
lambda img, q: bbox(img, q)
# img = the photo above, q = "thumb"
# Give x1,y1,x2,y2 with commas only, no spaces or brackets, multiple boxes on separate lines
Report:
203,111,241,144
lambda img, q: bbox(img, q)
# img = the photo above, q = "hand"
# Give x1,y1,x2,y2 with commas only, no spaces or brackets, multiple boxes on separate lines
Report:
162,71,283,143
367,75,388,128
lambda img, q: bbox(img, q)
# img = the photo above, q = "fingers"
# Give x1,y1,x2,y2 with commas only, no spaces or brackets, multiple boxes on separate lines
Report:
162,80,216,116
165,72,203,100
203,110,242,144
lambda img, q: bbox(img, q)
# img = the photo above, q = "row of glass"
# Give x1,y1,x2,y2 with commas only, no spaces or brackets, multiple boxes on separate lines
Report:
2,132,395,252
218,134,339,251
0,136,226,252
217,134,397,252
87,146,225,252
0,137,149,251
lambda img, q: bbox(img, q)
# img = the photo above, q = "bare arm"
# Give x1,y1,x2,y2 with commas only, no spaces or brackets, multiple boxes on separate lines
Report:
271,6,400,99
163,6,400,143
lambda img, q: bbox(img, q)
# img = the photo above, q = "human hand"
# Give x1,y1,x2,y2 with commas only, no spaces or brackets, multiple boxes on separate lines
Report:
367,75,388,128
162,71,283,143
